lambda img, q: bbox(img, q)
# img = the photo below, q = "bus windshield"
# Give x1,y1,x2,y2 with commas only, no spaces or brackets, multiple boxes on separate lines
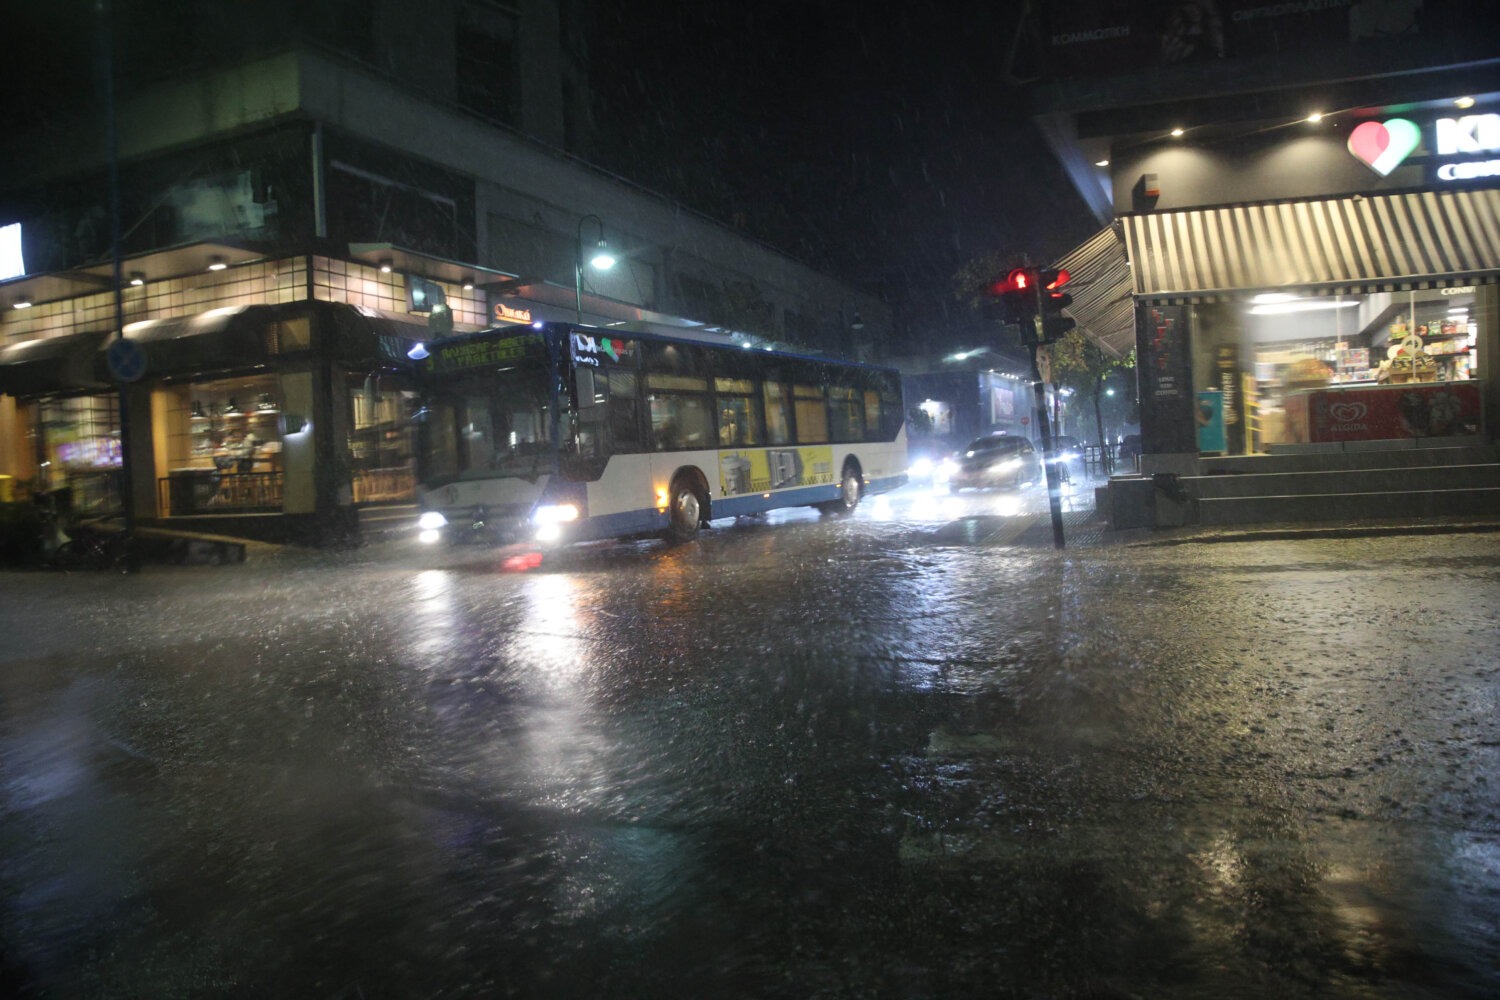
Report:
419,363,554,484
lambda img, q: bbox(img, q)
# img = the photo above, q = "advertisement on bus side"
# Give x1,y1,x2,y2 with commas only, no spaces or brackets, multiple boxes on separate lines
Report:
718,446,834,496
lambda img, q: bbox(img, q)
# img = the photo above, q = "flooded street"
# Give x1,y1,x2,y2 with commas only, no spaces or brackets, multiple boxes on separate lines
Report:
3,488,1499,998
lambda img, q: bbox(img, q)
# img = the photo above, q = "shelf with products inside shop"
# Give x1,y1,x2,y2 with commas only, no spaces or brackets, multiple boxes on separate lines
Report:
1375,333,1474,384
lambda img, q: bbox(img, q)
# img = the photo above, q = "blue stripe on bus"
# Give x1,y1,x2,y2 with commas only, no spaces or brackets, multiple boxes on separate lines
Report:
710,483,841,518
554,473,908,545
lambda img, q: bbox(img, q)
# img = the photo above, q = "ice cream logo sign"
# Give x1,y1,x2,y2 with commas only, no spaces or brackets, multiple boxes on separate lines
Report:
1326,400,1368,433
1347,113,1500,182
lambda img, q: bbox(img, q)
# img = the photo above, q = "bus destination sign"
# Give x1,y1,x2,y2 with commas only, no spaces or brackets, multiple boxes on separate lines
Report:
427,335,543,373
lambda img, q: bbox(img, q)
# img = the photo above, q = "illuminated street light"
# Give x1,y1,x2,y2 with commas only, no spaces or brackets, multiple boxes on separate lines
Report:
575,214,616,324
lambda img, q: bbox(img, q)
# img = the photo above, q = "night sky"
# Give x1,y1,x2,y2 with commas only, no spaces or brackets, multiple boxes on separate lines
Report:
0,1,1103,356
588,1,1101,353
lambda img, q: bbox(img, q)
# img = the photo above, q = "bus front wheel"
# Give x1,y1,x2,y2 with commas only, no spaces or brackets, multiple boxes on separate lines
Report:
666,478,707,543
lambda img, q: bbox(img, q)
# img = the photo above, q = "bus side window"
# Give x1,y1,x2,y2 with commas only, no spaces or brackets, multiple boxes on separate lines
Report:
829,383,863,442
764,382,792,445
607,371,642,453
715,377,762,447
876,370,905,440
465,395,497,471
650,393,712,450
717,395,763,446
792,384,828,444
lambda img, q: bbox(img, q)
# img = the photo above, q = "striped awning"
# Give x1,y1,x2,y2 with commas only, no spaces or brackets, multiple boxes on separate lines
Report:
1053,225,1135,358
1121,188,1500,300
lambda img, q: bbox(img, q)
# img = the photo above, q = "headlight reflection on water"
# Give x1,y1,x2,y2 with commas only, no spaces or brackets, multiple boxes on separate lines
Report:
987,493,1023,517
909,489,966,522
409,570,457,663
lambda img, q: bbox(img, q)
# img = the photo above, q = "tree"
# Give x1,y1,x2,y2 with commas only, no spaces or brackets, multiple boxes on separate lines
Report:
1048,330,1135,475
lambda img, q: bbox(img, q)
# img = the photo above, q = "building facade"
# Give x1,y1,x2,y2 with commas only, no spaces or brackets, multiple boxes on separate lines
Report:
1012,1,1500,524
0,2,889,541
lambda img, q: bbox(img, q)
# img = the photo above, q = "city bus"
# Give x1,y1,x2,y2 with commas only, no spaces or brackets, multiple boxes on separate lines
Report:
410,321,907,548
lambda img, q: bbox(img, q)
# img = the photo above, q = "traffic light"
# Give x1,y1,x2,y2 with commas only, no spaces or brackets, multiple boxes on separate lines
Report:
1037,267,1075,344
986,267,1039,331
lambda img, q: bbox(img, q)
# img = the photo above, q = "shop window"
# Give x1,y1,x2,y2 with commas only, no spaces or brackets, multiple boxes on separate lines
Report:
163,374,285,515
1209,287,1483,454
34,394,121,513
349,374,418,503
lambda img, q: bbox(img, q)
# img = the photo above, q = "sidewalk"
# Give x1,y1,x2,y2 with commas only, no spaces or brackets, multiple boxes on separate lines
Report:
987,497,1500,549
1099,514,1500,548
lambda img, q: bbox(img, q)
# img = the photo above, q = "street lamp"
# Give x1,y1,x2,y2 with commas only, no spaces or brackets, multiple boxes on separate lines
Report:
575,214,616,323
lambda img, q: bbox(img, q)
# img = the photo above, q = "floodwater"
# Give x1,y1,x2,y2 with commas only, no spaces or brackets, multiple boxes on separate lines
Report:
2,485,1498,998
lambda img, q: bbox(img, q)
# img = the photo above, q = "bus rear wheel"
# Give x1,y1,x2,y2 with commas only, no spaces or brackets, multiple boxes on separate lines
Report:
818,463,862,514
666,477,707,543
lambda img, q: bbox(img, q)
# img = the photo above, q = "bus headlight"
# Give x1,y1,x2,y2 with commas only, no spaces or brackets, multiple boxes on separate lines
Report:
417,511,448,531
532,503,579,525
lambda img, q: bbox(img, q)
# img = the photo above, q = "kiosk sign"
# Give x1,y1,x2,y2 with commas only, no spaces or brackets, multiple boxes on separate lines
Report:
1433,113,1500,181
1347,111,1500,183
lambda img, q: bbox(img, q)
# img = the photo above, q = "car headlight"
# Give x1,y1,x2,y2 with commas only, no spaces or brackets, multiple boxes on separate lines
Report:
532,503,580,525
908,457,934,478
417,511,447,530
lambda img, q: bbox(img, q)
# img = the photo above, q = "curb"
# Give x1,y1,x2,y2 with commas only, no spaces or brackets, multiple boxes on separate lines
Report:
1121,518,1500,547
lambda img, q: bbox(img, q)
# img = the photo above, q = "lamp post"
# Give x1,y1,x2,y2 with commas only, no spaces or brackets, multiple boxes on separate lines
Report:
575,214,616,324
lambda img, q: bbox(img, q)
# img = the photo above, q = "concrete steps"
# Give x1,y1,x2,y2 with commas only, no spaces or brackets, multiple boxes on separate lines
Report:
1106,444,1500,529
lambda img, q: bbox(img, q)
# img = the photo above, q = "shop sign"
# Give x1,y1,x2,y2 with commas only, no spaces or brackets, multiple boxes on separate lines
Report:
1347,118,1421,176
1285,382,1482,442
0,222,23,280
1434,113,1500,181
1348,112,1500,183
492,302,532,324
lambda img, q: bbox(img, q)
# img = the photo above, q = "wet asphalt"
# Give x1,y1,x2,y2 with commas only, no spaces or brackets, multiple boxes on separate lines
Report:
2,479,1498,998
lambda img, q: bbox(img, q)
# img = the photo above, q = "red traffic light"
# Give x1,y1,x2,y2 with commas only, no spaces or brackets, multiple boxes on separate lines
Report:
1039,267,1070,292
1007,267,1033,291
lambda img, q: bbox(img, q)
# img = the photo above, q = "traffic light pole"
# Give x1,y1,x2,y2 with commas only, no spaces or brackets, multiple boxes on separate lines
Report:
1028,323,1066,550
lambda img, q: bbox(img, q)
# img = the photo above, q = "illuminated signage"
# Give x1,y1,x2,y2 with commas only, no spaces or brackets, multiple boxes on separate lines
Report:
491,302,532,324
0,222,23,281
427,334,543,372
569,333,634,367
1434,113,1500,181
1435,114,1500,155
1347,118,1421,176
1348,111,1500,184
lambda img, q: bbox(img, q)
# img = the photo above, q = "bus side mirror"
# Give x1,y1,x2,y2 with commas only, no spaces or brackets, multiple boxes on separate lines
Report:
576,368,599,408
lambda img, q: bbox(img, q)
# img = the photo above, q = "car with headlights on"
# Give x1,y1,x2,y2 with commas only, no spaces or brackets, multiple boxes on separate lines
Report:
905,433,964,484
947,433,1042,492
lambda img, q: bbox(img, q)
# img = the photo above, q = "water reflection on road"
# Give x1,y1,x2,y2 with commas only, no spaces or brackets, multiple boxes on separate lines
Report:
2,489,1498,998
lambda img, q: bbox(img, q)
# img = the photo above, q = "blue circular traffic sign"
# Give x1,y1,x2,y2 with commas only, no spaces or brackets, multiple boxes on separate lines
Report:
106,337,147,383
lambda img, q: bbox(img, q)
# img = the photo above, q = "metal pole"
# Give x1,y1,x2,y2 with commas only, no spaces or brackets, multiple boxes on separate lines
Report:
574,214,603,325
99,0,139,571
574,220,584,324
1029,327,1066,550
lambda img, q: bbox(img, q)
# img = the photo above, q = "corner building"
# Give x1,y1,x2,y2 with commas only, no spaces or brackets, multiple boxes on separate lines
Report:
1013,1,1500,527
0,1,889,542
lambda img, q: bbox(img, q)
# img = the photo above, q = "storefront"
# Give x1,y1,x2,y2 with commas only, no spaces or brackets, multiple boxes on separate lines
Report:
1107,105,1500,473
0,248,439,540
